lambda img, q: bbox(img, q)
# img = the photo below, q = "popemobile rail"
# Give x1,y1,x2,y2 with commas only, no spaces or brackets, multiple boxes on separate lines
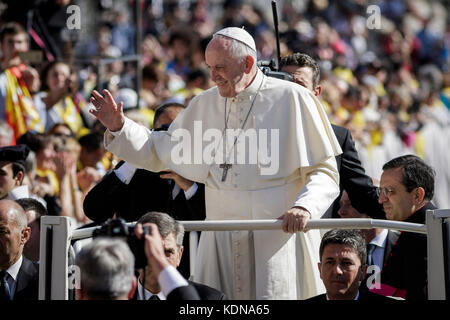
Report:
38,209,450,300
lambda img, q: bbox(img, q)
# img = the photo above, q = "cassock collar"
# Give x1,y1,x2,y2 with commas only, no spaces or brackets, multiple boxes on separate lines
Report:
405,201,436,224
235,68,264,100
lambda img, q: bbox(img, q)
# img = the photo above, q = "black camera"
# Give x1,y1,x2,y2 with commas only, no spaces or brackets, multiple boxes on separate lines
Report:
92,218,150,269
258,59,293,82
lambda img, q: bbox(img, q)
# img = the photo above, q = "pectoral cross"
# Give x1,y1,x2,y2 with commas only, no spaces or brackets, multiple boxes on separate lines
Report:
220,163,232,182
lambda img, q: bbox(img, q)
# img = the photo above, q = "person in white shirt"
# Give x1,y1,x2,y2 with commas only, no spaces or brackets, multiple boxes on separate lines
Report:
89,26,341,300
307,229,393,301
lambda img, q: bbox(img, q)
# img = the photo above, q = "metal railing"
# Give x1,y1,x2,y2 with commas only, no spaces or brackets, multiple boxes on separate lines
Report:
38,209,450,300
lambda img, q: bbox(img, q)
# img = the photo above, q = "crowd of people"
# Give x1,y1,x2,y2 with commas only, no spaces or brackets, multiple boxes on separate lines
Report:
0,0,449,302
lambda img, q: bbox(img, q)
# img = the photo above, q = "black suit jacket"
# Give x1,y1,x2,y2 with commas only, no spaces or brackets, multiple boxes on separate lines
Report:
13,256,39,300
83,161,206,278
361,229,400,293
383,230,400,265
83,161,206,223
307,290,395,301
326,125,384,219
166,284,201,300
380,202,436,300
133,280,226,300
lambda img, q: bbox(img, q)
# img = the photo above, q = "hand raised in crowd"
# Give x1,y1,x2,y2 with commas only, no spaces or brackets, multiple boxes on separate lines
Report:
53,151,75,181
31,181,55,197
89,89,125,132
278,206,312,233
77,167,102,194
159,170,194,191
21,66,41,93
134,222,170,276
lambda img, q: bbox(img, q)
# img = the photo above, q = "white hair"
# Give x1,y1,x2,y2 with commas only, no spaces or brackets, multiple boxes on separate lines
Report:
75,238,135,299
212,34,257,65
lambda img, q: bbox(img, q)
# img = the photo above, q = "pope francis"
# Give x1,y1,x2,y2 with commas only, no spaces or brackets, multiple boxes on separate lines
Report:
90,27,342,300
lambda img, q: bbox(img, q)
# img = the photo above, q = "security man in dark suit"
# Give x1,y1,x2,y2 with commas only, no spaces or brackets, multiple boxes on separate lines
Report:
83,103,206,278
0,199,38,300
307,229,394,301
280,53,384,219
132,212,226,300
375,155,436,300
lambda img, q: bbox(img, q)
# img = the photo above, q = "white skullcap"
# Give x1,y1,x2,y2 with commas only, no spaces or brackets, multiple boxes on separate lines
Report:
214,27,256,52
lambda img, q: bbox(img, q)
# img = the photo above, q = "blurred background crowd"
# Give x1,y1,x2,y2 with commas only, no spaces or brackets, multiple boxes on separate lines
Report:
0,0,449,236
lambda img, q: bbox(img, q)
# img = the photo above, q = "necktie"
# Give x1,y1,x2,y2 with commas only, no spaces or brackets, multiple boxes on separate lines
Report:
366,243,377,266
0,270,12,301
148,294,160,300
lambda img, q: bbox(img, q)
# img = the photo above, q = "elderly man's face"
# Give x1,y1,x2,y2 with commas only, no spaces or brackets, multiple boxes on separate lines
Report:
318,243,366,300
0,161,20,200
0,202,30,268
205,38,250,98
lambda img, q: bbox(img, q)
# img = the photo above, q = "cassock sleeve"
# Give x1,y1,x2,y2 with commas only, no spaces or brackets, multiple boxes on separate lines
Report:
293,156,340,219
105,117,169,173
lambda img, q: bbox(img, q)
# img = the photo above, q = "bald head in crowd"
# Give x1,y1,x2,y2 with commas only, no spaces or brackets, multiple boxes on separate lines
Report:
0,199,31,270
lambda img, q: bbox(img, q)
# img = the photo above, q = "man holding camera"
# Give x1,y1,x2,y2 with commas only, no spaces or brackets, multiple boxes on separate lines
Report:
133,212,225,300
75,228,201,300
78,212,224,300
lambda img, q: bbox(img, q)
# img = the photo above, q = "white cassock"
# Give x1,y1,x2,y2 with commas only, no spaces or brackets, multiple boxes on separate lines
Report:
104,69,342,300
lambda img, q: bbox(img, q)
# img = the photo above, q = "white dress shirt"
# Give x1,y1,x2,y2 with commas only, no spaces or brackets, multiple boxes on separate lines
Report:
114,161,198,200
368,229,388,271
136,265,188,300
